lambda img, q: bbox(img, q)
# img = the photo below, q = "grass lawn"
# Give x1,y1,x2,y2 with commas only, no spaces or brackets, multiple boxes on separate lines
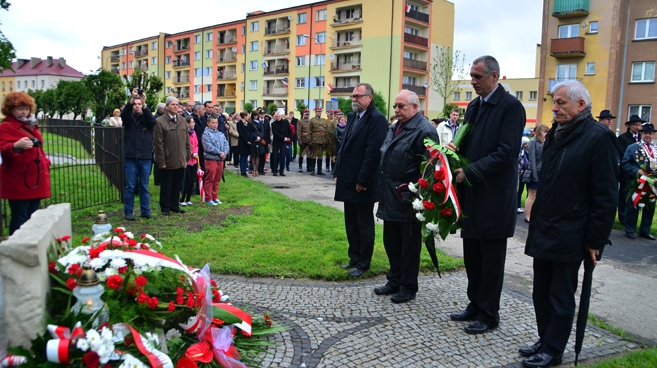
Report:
70,171,463,281
41,131,92,160
586,347,657,367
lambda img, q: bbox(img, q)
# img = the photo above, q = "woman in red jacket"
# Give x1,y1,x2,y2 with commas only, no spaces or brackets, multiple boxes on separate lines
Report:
0,92,51,234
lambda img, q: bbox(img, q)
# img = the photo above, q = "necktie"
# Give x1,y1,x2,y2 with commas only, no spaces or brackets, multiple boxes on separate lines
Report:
645,143,654,158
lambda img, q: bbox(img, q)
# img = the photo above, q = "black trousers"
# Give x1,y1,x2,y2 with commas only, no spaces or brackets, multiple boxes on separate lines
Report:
344,202,375,271
258,152,267,173
617,178,628,226
532,258,580,357
383,220,422,295
271,145,285,174
463,238,507,327
160,167,184,213
230,146,239,166
291,136,298,158
180,164,197,203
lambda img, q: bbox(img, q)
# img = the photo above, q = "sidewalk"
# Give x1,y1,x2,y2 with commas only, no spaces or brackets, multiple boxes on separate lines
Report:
219,166,655,367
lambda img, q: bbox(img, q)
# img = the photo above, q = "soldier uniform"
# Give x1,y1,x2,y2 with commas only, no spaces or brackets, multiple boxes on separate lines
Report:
297,109,312,172
309,107,330,175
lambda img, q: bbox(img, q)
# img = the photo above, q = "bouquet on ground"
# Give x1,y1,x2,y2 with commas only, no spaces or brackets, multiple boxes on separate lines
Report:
6,228,284,368
629,164,656,208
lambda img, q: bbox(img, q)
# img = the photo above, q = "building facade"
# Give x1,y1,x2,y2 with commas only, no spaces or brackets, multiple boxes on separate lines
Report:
100,0,454,117
537,0,656,132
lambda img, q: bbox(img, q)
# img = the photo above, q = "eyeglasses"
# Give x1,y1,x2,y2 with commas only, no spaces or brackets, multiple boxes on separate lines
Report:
392,103,411,109
351,94,369,100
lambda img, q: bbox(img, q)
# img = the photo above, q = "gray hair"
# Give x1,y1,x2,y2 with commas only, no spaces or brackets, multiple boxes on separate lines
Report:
155,102,165,112
551,79,591,106
165,96,179,106
194,104,204,113
399,89,420,106
472,55,500,76
356,83,374,96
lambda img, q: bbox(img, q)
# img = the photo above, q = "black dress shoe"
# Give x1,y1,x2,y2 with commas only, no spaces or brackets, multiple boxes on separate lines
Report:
162,211,170,216
522,352,562,368
519,341,543,358
298,167,303,172
340,263,355,269
280,172,286,176
464,320,497,334
125,214,136,221
639,233,656,241
347,268,365,277
449,310,478,322
172,208,186,214
374,285,399,296
626,232,636,239
391,291,415,304
140,214,155,220
273,173,278,176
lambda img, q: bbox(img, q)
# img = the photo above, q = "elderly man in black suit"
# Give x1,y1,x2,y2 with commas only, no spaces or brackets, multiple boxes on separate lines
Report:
617,115,644,227
333,83,388,278
446,55,525,334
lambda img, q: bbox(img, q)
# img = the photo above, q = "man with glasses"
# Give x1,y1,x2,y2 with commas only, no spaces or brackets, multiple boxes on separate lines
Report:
446,55,525,334
333,83,388,278
374,89,438,303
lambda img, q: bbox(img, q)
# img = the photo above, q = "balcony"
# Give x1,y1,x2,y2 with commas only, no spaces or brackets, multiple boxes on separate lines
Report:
403,58,427,71
110,55,120,62
217,55,237,63
330,62,361,72
173,76,190,85
404,33,428,48
264,26,290,36
135,49,148,58
264,46,290,56
552,0,589,18
110,68,120,74
547,77,582,94
264,67,289,76
330,86,356,95
173,60,190,68
217,91,236,98
217,72,237,80
176,91,190,99
331,17,363,27
550,37,585,57
406,9,429,23
217,37,237,45
332,8,363,27
402,84,426,96
174,42,191,52
330,38,363,49
263,87,288,96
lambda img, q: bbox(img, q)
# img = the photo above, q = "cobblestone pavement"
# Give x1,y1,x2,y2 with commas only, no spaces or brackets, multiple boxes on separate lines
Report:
217,273,636,368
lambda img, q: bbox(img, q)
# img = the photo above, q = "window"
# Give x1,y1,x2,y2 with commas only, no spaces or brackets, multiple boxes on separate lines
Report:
151,72,156,77
241,63,245,72
314,54,325,65
166,56,171,64
206,50,213,59
16,81,20,89
589,21,598,34
129,61,133,68
403,75,417,85
130,46,134,54
122,62,126,69
556,63,577,80
516,91,523,100
152,42,157,50
529,91,537,100
314,99,323,109
453,91,460,101
251,21,259,32
316,9,327,21
166,87,172,94
250,61,258,70
635,18,657,40
249,80,257,90
194,52,201,60
297,13,307,24
585,62,596,75
122,47,127,55
404,51,419,60
629,105,651,123
40,80,44,88
249,100,257,107
296,56,306,66
296,36,307,46
194,35,201,44
206,33,212,42
240,82,245,91
407,3,420,12
8,81,11,91
166,71,171,79
204,67,212,76
295,78,305,88
465,91,472,100
2,81,5,92
242,26,246,35
314,76,325,87
151,57,156,64
404,26,419,36
194,85,200,93
194,68,201,77
558,24,579,38
631,61,655,82
206,84,212,92
316,32,326,43
166,41,172,49
250,41,258,51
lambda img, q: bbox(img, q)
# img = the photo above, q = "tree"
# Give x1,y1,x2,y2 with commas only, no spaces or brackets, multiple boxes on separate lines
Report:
122,69,164,110
57,80,92,120
296,100,307,116
26,89,44,118
0,0,16,73
243,102,254,113
337,97,351,115
84,69,125,122
373,91,388,117
430,46,467,118
40,89,58,119
267,103,278,115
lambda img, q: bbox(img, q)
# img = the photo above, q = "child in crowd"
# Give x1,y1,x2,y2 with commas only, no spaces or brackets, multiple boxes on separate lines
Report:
202,116,230,205
180,116,198,206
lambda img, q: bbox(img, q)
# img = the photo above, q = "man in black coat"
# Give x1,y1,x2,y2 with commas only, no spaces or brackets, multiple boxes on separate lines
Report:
446,55,525,334
333,83,388,278
192,104,207,172
617,115,644,226
374,89,439,303
522,80,618,368
288,111,299,161
270,111,292,176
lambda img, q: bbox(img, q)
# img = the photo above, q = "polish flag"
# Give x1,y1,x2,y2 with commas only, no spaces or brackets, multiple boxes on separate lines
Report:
406,4,411,12
325,83,335,92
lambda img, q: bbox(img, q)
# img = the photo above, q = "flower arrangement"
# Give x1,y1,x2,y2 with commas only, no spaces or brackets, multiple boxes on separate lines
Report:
6,228,284,368
629,164,656,209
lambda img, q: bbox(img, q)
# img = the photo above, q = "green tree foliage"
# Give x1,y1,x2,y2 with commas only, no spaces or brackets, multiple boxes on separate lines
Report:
337,97,351,115
373,91,388,117
40,89,57,118
296,100,308,116
26,89,44,117
83,69,125,121
0,0,16,73
56,80,92,121
122,69,163,110
267,103,278,115
243,102,254,113
430,46,467,117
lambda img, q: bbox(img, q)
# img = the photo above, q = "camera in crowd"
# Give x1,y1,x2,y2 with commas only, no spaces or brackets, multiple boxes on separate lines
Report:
29,138,42,148
137,88,144,95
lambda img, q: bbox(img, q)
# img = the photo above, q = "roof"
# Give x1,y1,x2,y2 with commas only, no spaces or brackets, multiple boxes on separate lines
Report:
1,58,85,78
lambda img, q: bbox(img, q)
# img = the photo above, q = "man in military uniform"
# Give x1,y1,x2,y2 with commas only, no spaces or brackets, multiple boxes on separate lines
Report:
297,109,312,173
325,110,338,173
309,106,329,175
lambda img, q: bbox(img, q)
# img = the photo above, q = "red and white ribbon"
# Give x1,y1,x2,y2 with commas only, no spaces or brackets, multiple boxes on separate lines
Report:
435,150,461,221
1,355,27,367
45,322,85,364
632,175,657,207
113,323,173,368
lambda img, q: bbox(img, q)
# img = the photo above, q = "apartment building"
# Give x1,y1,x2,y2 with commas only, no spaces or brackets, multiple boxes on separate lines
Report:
101,0,454,117
537,0,656,132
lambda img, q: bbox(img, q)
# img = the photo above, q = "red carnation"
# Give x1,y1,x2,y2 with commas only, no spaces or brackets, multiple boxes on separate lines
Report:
106,275,123,290
177,295,184,305
88,244,107,259
177,287,184,296
432,182,446,194
66,278,78,290
210,279,217,287
81,237,90,244
68,263,81,275
148,296,159,310
118,266,128,274
264,313,273,327
49,261,58,274
138,292,149,305
167,301,176,312
140,243,149,250
135,275,148,287
418,178,429,189
113,227,124,233
118,233,128,240
82,351,100,368
440,207,454,217
422,200,436,210
212,289,221,302
186,293,195,308
60,235,71,242
126,239,138,247
434,169,446,181
140,234,147,239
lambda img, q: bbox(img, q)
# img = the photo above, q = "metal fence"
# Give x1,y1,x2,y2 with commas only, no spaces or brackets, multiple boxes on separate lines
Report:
1,120,125,236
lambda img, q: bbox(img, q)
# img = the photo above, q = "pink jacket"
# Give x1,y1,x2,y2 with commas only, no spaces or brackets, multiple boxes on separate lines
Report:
187,130,199,166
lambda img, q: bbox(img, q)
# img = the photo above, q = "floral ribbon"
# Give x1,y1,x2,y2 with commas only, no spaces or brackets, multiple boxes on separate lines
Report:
1,355,27,367
433,148,462,221
208,326,246,368
632,175,657,207
113,323,173,368
45,322,85,364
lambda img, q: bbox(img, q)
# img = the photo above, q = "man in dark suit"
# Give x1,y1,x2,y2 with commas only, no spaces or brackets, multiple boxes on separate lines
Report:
288,111,299,161
446,55,525,334
333,83,388,278
270,111,292,176
192,104,207,172
617,115,644,227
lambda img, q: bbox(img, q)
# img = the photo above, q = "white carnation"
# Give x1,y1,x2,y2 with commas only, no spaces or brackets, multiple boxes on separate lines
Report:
144,234,155,241
416,212,426,222
133,267,143,275
408,182,418,193
123,232,134,239
110,258,127,269
89,257,108,270
104,268,119,277
119,354,148,368
412,198,424,211
426,223,440,232
85,329,102,350
76,338,89,352
639,203,646,208
165,329,182,341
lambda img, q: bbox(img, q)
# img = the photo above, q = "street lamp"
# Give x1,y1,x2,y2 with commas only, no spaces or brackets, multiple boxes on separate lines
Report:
301,33,324,108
